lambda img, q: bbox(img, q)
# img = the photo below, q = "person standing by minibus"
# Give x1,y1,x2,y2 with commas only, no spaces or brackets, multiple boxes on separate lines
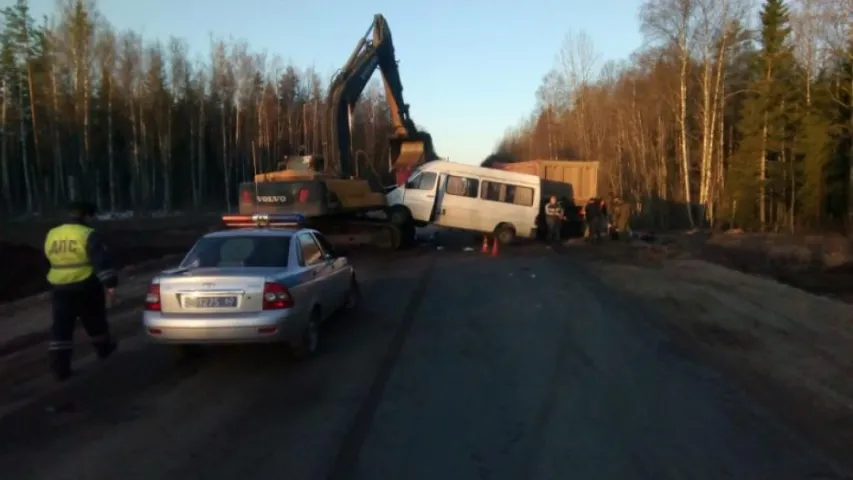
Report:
544,195,565,244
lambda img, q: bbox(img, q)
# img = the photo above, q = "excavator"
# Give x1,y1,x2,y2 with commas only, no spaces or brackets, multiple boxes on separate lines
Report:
236,14,439,249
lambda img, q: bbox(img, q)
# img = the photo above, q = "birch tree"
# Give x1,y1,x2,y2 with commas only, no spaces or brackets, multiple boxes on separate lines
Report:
640,0,698,226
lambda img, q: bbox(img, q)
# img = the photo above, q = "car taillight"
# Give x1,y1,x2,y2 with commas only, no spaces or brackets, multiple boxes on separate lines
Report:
298,188,309,203
263,282,293,310
145,283,161,311
241,190,252,203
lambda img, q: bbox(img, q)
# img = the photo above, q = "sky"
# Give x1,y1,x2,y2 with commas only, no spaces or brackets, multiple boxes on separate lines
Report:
16,0,645,165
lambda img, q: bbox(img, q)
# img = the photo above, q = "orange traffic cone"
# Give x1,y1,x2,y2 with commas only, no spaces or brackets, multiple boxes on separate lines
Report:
481,235,489,253
491,237,499,256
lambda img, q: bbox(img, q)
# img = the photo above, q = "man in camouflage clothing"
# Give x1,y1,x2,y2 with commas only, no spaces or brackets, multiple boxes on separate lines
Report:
544,196,565,244
611,196,632,239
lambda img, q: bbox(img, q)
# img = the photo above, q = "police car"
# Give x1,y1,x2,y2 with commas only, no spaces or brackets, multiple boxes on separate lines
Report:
142,213,360,358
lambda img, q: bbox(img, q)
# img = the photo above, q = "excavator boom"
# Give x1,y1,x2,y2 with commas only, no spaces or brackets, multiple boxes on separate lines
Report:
326,14,438,180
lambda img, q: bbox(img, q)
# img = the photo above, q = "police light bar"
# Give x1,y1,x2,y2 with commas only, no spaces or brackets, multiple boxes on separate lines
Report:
221,213,307,228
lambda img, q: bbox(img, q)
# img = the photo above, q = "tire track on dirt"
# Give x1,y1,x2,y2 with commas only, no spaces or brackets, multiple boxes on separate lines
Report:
325,257,434,480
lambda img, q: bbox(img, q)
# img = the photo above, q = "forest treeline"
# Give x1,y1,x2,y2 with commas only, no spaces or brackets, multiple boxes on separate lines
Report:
0,0,398,217
496,0,852,232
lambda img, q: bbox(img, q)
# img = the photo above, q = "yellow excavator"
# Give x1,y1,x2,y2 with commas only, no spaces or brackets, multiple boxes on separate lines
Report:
237,14,438,249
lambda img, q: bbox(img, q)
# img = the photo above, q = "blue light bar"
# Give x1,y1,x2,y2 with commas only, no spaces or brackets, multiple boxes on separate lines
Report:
222,213,307,228
259,213,306,223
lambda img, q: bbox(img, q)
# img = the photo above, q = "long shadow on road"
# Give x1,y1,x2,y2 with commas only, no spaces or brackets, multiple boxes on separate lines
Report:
0,252,431,473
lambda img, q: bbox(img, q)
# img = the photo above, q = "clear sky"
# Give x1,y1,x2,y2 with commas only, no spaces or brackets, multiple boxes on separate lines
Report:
19,0,644,165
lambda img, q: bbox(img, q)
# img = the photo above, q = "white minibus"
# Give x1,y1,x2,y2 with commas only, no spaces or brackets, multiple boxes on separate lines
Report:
385,161,542,244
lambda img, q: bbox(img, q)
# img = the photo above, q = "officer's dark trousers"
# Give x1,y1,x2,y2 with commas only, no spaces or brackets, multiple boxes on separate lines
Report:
49,278,115,380
546,218,562,243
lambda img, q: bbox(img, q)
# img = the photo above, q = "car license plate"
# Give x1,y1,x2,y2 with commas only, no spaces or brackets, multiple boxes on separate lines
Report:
183,296,238,309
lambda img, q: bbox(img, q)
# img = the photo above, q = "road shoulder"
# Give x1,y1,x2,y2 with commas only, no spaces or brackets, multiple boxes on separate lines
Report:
576,241,853,470
0,255,182,358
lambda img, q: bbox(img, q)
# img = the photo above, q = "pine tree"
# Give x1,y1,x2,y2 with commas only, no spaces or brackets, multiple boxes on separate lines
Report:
729,0,798,229
795,73,835,227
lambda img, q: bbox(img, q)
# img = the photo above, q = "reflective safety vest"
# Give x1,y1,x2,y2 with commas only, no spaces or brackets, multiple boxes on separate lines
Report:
44,223,94,285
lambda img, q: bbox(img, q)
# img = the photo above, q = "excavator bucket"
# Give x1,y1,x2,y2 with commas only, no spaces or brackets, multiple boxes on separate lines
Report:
389,139,425,185
392,140,425,170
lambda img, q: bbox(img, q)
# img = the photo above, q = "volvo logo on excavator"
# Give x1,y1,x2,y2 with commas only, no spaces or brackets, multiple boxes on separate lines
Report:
256,195,288,203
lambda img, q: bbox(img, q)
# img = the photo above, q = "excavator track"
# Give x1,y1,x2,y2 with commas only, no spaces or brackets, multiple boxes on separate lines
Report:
301,216,412,251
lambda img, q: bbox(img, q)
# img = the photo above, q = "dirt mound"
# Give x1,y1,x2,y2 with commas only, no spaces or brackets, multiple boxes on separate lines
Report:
698,234,853,302
603,230,853,303
0,233,198,304
708,232,852,271
0,243,47,303
0,215,219,304
589,255,853,464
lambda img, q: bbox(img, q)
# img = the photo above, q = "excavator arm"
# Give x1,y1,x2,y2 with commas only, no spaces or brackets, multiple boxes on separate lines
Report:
325,14,438,180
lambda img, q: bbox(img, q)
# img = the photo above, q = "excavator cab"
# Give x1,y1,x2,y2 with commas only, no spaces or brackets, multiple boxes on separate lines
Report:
275,155,325,175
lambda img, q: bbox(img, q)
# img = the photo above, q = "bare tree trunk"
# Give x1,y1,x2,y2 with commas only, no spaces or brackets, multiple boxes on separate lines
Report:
221,103,230,210
26,62,41,211
129,95,140,209
161,103,172,211
83,60,92,208
698,52,713,225
760,112,768,228
197,96,206,204
107,80,116,210
234,107,243,180
50,61,65,206
678,43,694,228
18,63,33,212
0,78,11,213
189,111,199,208
848,74,853,232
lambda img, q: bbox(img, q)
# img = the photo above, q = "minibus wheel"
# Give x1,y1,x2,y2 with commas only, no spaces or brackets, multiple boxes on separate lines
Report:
495,224,516,245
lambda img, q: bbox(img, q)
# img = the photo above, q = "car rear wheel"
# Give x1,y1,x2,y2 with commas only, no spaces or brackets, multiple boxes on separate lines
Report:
291,311,320,360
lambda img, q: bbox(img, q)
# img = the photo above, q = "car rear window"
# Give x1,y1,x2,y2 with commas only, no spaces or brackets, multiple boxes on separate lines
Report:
180,235,290,268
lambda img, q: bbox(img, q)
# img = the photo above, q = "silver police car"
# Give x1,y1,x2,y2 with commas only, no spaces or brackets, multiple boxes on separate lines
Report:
142,214,360,358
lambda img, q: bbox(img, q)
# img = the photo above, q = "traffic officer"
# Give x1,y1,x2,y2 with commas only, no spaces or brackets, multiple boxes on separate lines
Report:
44,201,118,381
544,195,565,244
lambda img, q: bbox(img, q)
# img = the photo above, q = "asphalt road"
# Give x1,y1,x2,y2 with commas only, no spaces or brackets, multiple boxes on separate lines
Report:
0,245,848,480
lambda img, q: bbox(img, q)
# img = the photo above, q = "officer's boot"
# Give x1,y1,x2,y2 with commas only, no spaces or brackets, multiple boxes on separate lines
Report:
93,338,118,360
49,348,74,382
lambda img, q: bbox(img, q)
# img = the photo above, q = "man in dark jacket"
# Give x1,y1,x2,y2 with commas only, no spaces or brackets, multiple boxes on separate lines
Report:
43,201,118,381
544,196,565,244
584,197,603,242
